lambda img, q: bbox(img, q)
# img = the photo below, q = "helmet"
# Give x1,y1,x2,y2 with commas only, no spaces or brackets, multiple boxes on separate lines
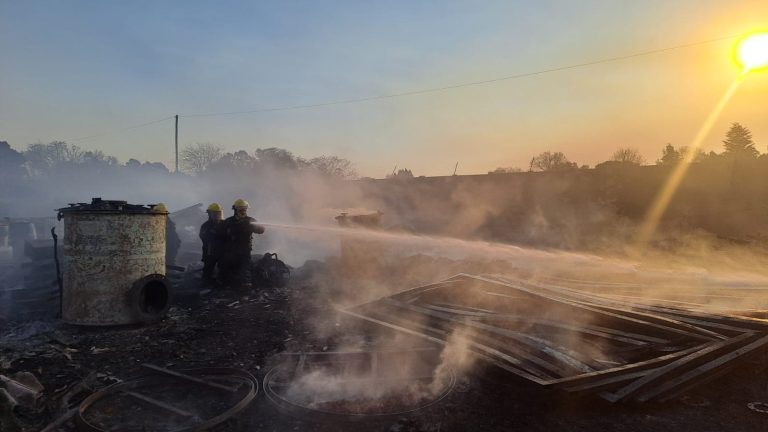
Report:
233,199,250,209
152,203,168,213
207,203,222,212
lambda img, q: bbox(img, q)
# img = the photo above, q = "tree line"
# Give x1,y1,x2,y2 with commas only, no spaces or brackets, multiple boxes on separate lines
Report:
0,140,359,184
0,122,761,186
489,122,763,173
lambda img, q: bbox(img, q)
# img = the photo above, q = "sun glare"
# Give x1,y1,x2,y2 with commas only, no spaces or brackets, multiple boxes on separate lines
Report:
736,32,768,72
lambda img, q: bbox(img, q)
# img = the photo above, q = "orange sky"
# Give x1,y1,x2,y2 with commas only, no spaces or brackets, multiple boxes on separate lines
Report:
1,1,767,177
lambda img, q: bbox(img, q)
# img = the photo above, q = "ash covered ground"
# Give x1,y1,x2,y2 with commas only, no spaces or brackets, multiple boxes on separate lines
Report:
2,254,768,432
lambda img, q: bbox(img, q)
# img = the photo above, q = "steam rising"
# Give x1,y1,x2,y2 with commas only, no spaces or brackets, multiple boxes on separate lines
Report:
4,145,768,410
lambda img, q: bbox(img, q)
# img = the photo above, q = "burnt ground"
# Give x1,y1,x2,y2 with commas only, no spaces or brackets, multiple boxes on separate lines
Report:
2,273,768,432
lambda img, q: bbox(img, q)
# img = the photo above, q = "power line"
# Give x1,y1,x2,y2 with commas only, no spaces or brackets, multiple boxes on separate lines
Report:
56,33,739,145
64,116,175,143
180,34,739,119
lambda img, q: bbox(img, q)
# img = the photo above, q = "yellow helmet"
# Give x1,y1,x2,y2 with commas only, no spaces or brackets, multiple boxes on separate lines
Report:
233,198,249,209
152,203,169,213
207,202,222,212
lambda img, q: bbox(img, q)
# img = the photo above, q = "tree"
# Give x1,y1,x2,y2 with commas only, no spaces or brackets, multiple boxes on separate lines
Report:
679,146,706,163
23,141,87,174
207,150,257,172
658,144,680,165
0,141,26,187
82,150,118,166
489,167,522,174
180,142,223,174
722,122,758,158
611,147,645,165
308,155,358,179
124,158,169,173
387,168,414,179
140,161,170,174
529,151,577,172
255,147,302,170
0,141,25,168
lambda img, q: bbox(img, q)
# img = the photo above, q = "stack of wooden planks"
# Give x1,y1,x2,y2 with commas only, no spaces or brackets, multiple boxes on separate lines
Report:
341,273,768,403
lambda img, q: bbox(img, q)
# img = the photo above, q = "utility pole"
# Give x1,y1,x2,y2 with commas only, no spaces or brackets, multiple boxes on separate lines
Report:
174,115,179,172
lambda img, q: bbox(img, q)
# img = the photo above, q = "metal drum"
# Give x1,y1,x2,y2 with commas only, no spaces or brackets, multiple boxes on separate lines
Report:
57,198,171,325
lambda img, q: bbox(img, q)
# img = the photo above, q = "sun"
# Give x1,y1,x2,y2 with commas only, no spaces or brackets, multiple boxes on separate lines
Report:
735,32,768,72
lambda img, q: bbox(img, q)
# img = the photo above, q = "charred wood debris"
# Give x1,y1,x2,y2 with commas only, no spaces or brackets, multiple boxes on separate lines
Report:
2,227,768,430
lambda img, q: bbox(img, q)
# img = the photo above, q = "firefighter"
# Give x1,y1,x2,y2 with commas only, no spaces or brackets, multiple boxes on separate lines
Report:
154,203,181,266
199,203,225,284
219,199,265,289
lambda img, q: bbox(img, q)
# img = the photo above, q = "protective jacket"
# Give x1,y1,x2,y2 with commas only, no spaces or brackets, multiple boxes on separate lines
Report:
199,219,225,260
223,215,265,256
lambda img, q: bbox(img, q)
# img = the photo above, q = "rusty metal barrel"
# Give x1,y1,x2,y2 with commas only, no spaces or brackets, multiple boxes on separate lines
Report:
57,198,171,325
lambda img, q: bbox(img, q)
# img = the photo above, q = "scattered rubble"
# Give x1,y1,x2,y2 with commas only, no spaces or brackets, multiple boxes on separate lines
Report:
2,258,768,431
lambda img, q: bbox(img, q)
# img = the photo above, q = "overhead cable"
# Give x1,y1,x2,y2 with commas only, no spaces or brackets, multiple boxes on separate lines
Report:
181,34,739,118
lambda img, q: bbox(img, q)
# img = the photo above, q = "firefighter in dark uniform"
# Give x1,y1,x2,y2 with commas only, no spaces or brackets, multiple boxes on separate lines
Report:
154,203,180,266
219,199,265,289
199,203,225,284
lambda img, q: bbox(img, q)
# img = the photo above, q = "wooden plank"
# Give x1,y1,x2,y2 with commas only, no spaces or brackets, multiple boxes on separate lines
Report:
548,345,704,388
338,307,550,385
605,332,758,402
502,275,768,332
485,290,718,342
464,312,662,346
384,298,594,376
564,369,651,394
482,275,729,341
635,333,768,402
360,306,562,380
388,275,470,302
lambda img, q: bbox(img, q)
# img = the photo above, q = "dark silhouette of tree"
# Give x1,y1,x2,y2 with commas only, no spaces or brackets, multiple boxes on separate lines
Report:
140,161,169,173
722,122,758,158
489,167,522,174
387,168,414,179
124,158,169,173
23,141,92,174
0,141,25,169
180,142,223,174
0,141,27,189
529,151,577,172
658,144,681,165
255,147,302,170
611,147,645,165
308,155,358,179
208,150,257,171
679,146,706,163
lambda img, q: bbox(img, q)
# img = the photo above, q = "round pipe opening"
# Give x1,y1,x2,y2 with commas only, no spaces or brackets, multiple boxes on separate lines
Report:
139,280,169,314
129,274,172,321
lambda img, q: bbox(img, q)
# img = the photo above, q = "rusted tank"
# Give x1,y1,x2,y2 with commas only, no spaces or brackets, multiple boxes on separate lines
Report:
57,198,171,325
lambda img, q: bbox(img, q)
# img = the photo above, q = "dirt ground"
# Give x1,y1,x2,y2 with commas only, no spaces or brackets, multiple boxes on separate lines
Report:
2,274,768,432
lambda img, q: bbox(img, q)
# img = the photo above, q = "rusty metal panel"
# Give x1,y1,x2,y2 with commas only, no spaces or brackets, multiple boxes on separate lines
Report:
61,209,166,325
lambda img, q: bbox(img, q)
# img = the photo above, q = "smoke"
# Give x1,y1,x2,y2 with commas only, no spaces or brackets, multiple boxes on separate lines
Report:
280,332,469,413
428,328,475,394
4,144,768,414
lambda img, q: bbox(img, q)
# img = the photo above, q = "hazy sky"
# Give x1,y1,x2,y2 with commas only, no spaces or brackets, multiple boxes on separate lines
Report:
1,0,767,176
